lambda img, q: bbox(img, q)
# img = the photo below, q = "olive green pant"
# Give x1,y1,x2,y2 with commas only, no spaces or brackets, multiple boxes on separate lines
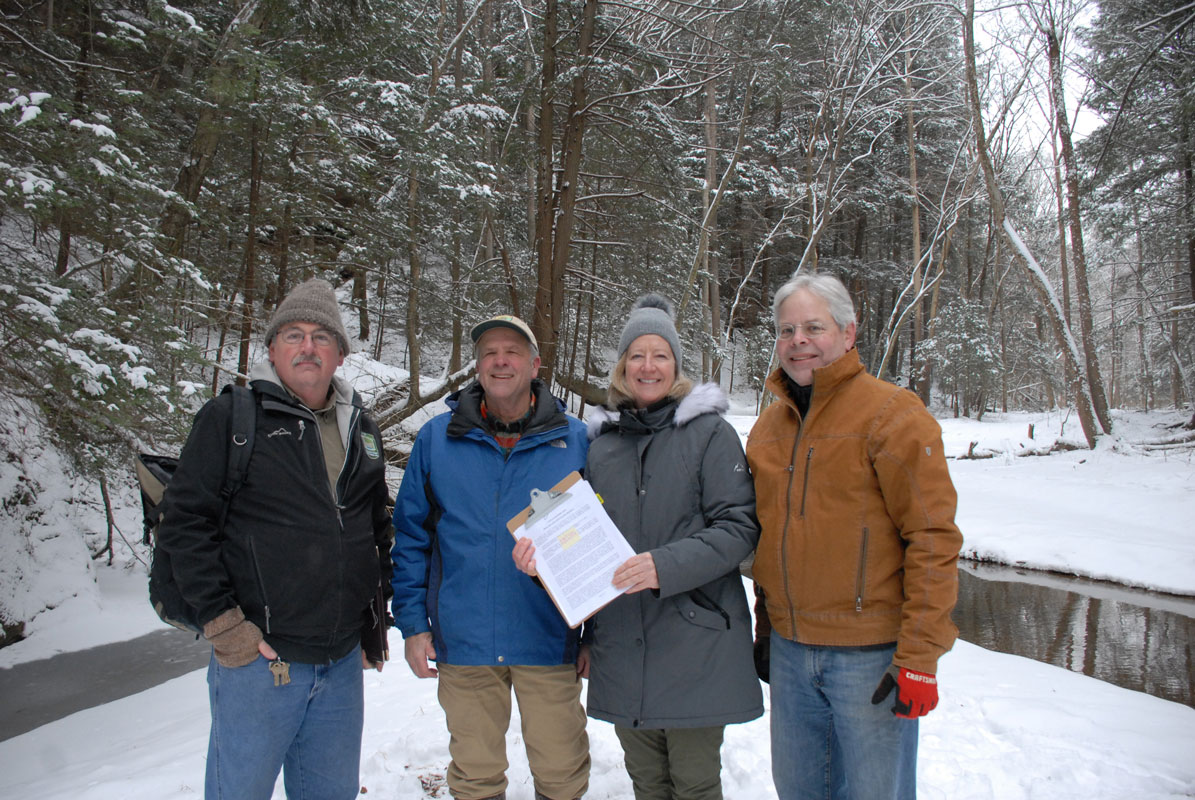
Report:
438,663,589,800
614,725,726,800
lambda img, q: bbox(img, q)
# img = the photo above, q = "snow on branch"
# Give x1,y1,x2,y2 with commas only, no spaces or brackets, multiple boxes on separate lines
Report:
1001,219,1086,371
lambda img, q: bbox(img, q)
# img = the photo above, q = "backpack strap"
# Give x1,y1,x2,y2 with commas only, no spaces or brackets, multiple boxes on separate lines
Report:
217,383,256,529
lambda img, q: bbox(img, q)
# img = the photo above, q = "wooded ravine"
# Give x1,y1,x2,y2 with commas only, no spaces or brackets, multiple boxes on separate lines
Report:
1,0,1192,478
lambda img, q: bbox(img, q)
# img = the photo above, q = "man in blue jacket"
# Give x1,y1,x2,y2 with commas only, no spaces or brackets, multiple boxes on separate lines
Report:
392,314,590,800
160,278,393,800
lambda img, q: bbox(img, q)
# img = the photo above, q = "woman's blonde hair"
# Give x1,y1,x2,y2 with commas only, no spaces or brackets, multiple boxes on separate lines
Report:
606,349,693,409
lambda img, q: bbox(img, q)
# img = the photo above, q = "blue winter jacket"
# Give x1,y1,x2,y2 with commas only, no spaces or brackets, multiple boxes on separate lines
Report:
391,379,588,666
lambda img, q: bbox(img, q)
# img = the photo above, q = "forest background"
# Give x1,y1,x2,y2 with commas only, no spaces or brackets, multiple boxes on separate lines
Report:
1,0,1193,639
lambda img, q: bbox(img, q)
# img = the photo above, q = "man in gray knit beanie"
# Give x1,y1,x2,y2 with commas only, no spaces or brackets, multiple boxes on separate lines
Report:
157,273,393,797
265,278,351,356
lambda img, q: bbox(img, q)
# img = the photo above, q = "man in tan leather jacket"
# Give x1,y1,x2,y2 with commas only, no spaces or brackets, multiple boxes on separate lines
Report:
746,270,962,800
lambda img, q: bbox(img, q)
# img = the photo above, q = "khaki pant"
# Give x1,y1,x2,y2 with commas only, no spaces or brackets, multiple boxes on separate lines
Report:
614,726,726,800
438,663,590,800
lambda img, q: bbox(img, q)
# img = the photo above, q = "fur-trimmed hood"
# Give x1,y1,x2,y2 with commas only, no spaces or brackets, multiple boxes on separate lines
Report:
586,382,728,440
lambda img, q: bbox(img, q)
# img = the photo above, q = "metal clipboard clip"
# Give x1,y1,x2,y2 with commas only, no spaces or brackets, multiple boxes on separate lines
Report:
525,487,571,528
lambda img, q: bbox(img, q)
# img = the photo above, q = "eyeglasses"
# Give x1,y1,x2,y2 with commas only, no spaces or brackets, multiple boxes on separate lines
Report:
777,322,831,340
278,328,338,348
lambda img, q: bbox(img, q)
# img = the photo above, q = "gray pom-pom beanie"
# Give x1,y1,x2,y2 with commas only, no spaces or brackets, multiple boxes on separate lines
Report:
264,278,351,354
617,293,682,367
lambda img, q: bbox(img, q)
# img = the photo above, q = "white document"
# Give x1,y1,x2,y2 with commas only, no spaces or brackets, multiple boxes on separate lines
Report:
507,472,635,628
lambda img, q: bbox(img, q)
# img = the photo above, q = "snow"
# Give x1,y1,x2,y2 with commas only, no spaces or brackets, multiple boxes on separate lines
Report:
0,404,1193,799
67,119,117,138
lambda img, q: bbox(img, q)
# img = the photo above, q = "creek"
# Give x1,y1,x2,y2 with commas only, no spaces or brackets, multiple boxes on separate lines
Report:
2,560,1192,743
954,561,1195,707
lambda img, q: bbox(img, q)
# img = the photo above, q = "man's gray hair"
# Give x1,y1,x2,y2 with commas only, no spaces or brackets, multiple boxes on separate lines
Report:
772,271,857,332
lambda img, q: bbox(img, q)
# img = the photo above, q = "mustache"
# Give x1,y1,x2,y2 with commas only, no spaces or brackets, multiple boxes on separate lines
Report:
291,354,323,368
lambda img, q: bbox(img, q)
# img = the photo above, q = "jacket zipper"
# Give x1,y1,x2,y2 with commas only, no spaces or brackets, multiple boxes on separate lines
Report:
246,408,317,635
855,527,870,612
780,425,801,636
247,536,273,633
313,405,357,640
636,434,650,724
333,407,362,527
798,446,813,518
252,404,352,637
782,395,815,635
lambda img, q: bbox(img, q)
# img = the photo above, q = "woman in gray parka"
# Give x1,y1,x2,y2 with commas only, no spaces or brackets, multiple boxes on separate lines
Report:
515,295,762,800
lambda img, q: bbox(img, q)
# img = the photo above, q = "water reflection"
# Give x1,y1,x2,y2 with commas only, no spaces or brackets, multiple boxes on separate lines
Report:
954,561,1195,708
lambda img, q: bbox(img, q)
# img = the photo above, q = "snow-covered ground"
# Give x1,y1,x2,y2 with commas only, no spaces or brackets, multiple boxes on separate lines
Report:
1,405,1193,799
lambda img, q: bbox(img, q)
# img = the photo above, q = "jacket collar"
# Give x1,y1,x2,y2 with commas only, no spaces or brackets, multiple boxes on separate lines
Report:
763,348,865,414
249,360,361,448
446,378,567,440
249,359,358,408
587,382,729,440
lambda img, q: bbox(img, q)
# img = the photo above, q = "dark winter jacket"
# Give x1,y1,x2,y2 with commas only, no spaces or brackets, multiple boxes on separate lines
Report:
584,383,763,729
390,379,588,666
158,362,393,664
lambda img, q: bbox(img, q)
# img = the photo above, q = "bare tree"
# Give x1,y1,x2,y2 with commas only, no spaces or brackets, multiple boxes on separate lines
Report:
1036,2,1113,432
531,0,599,383
963,0,1099,447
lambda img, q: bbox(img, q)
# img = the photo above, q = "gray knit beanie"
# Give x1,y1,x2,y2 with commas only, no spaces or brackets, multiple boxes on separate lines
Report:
265,278,351,354
617,294,682,368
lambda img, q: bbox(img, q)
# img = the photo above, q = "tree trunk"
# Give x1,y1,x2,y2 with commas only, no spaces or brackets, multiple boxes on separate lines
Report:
1049,112,1075,395
373,367,476,436
678,78,755,326
902,25,929,405
704,69,722,383
1131,203,1153,410
55,213,70,277
212,286,236,395
489,214,522,318
236,110,263,384
566,257,585,401
963,0,1098,448
532,0,559,376
582,246,598,418
354,267,369,344
406,173,423,402
1036,314,1057,408
276,202,292,310
373,258,391,362
1183,110,1195,303
142,2,265,302
96,475,114,566
398,0,490,391
1046,27,1113,433
532,0,598,383
449,0,467,374
449,214,464,373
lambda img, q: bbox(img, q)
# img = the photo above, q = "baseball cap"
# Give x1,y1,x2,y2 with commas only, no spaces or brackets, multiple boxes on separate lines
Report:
469,314,538,351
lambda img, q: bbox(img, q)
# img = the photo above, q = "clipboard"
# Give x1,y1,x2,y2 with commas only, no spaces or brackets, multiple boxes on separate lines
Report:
507,470,635,628
506,470,584,533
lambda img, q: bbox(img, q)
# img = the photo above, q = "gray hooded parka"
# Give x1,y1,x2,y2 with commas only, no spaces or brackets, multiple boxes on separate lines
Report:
584,382,763,729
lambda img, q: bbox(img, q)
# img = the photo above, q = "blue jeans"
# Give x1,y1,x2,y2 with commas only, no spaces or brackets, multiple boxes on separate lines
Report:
769,635,917,800
206,647,364,800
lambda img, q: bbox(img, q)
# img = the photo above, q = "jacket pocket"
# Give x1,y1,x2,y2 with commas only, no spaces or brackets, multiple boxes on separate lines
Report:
675,590,730,630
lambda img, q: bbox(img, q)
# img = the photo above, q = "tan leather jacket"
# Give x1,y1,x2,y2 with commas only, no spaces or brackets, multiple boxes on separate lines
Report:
745,349,962,674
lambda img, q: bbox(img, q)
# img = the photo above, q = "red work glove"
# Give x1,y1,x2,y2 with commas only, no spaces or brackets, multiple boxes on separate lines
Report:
871,665,938,718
